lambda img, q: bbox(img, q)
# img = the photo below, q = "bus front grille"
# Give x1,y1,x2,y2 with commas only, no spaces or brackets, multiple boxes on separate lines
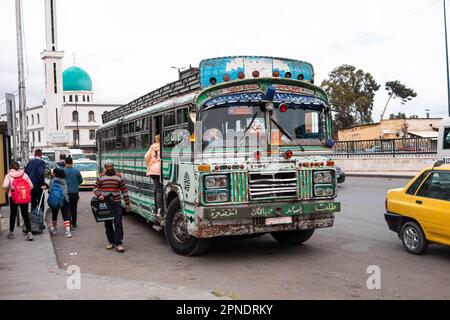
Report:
248,171,298,201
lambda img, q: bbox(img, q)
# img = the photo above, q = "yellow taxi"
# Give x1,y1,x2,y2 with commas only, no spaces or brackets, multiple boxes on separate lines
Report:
385,161,450,254
74,159,98,189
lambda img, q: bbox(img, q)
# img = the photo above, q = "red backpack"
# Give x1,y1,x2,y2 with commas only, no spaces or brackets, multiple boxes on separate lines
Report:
11,174,31,205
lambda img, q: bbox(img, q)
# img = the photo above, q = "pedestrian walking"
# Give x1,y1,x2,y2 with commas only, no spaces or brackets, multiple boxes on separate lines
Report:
25,149,47,212
145,134,162,218
2,161,34,241
63,157,83,229
56,154,66,169
48,168,72,238
93,160,130,252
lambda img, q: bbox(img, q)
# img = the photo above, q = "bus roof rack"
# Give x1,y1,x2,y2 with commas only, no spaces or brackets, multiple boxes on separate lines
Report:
102,67,200,124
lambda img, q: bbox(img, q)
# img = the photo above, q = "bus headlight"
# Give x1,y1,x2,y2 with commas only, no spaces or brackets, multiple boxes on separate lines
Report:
314,185,335,197
205,190,229,203
205,175,228,189
314,171,333,184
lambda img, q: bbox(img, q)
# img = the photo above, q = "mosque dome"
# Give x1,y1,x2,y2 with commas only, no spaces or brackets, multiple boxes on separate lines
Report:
62,66,92,91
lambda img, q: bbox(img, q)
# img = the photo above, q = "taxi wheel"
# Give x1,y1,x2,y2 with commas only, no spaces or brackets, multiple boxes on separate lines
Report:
271,229,315,245
164,198,210,256
401,221,428,255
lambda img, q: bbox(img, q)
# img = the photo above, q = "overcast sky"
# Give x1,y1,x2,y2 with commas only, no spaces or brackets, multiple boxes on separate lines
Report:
1,0,449,121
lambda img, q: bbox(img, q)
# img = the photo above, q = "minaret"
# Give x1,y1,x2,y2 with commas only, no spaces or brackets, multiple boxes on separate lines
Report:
40,0,65,146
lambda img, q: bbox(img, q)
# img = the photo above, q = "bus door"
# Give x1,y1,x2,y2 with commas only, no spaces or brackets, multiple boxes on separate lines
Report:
152,115,162,214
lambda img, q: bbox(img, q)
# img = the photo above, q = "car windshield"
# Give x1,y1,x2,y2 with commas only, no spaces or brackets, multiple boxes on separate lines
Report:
271,105,325,146
75,162,97,171
200,104,266,149
71,154,86,160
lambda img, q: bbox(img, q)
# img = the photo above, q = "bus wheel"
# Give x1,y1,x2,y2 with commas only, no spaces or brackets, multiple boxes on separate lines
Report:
164,198,210,256
271,229,315,245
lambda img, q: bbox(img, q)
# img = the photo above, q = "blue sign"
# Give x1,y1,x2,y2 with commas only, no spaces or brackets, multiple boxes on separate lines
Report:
199,56,315,88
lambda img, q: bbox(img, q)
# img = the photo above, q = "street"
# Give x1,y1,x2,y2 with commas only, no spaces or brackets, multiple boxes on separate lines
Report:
50,177,450,300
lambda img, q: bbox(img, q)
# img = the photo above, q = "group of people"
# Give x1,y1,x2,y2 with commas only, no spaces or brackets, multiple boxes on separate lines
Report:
2,149,83,241
3,134,163,255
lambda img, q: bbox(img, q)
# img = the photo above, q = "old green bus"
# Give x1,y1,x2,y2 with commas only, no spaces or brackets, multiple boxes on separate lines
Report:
97,56,341,255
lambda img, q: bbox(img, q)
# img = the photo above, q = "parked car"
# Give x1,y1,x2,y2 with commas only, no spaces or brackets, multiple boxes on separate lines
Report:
384,162,450,255
74,159,98,189
335,166,345,184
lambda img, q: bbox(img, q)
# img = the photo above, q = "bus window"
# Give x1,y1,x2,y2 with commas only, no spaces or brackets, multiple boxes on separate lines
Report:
144,117,151,131
177,108,188,124
142,133,150,148
444,128,450,149
129,136,136,149
136,119,142,132
163,111,176,127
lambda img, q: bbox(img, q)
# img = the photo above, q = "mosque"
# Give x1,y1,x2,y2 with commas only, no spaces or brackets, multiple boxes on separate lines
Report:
1,0,120,155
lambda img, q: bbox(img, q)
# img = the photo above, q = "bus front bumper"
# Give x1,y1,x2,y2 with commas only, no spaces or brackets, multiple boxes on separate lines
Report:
193,201,340,238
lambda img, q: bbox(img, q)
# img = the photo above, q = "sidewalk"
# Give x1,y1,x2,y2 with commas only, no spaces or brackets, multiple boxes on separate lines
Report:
0,208,225,300
346,171,417,179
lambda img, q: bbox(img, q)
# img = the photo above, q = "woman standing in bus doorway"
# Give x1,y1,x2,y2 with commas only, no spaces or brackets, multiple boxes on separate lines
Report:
145,134,162,218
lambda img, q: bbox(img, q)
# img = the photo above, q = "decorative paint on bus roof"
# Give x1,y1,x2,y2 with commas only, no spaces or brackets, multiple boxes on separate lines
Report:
199,56,314,88
203,92,326,109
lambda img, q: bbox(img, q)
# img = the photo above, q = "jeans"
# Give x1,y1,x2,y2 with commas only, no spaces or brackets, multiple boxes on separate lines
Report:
9,198,31,232
150,175,162,214
68,193,80,226
51,203,71,223
31,188,44,212
104,204,123,245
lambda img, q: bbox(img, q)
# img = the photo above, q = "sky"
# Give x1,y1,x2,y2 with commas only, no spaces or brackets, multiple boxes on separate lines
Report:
1,0,449,121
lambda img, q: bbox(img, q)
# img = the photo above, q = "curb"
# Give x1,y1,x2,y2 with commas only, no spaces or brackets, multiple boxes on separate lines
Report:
346,173,415,179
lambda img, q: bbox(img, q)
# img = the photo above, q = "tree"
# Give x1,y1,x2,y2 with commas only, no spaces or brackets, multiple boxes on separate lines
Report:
381,81,417,119
321,65,380,131
389,112,406,120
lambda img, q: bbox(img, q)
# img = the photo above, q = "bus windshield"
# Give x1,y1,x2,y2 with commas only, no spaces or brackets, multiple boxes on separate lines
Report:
200,105,266,148
200,104,326,149
272,105,325,146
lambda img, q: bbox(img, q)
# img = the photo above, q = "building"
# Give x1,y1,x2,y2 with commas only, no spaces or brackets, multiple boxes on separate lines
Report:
338,117,442,141
2,0,120,156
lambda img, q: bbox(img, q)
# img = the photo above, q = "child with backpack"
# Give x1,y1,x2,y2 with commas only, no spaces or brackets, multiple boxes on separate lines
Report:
2,161,34,241
48,168,71,238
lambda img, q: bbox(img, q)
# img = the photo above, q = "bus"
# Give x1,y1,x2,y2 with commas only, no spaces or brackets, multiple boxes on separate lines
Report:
97,56,341,255
437,117,450,163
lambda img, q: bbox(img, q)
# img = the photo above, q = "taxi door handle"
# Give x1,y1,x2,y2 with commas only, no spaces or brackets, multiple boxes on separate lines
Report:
416,200,423,205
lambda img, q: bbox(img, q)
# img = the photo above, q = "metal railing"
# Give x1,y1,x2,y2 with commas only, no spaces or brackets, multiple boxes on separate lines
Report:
332,137,437,157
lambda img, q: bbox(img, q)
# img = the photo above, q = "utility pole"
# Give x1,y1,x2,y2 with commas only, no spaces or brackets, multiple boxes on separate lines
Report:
444,0,450,116
15,0,29,163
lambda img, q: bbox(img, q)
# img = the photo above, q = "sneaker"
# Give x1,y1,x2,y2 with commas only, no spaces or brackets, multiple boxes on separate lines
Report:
50,226,57,234
65,231,72,238
116,245,125,253
71,224,77,230
26,232,34,241
7,232,14,239
106,244,115,250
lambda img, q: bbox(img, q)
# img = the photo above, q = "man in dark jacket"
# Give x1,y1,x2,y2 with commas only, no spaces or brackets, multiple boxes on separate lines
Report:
25,149,47,211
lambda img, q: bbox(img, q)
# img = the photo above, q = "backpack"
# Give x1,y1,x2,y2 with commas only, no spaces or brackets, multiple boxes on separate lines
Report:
48,180,65,209
11,174,31,205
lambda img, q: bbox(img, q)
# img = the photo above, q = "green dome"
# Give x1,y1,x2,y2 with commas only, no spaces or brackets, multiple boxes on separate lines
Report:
63,66,92,91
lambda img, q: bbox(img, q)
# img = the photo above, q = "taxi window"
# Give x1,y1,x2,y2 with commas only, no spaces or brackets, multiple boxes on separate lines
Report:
416,171,450,201
444,128,450,150
406,171,430,195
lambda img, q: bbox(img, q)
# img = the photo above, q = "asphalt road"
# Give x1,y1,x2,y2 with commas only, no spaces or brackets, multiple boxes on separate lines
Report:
50,178,450,299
